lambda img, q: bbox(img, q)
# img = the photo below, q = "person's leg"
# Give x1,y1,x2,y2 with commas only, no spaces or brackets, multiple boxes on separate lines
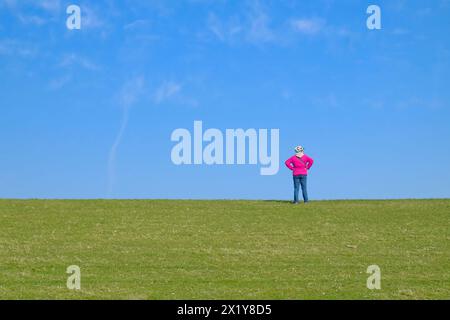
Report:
293,176,300,203
300,175,309,203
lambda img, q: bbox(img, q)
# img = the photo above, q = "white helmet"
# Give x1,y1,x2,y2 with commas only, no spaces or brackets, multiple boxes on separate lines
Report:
294,146,304,154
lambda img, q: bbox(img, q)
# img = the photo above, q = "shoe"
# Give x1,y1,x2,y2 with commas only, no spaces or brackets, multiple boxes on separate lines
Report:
292,201,299,205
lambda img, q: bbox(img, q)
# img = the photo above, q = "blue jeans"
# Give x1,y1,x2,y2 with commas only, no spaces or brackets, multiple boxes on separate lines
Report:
293,175,308,203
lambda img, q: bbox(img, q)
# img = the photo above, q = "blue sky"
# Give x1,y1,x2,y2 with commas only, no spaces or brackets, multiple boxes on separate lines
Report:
1,0,449,200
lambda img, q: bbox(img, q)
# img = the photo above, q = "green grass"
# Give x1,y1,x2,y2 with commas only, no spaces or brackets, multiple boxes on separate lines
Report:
0,199,449,300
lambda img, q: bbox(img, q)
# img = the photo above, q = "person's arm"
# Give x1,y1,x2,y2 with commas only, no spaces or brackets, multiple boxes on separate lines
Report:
306,156,314,170
285,158,294,171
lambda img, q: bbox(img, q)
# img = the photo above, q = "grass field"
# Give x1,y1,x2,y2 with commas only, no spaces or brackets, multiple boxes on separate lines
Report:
0,199,449,300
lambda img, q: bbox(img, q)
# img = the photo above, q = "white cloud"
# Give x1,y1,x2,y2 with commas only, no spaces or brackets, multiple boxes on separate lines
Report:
17,13,47,26
154,81,182,104
0,0,19,9
0,39,38,58
119,76,146,108
206,13,243,43
206,1,276,45
37,0,61,14
152,80,199,107
246,1,275,43
311,93,339,108
58,54,99,71
290,18,325,35
416,7,432,16
124,19,151,31
0,0,61,12
47,54,99,92
48,74,72,90
0,0,61,25
81,5,106,29
392,28,410,36
396,97,445,110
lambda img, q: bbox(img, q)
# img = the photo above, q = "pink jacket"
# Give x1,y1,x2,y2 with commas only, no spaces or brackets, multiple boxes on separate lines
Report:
285,154,314,176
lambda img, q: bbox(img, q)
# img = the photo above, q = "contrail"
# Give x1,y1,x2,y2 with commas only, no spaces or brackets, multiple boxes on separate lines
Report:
107,76,145,195
107,106,130,194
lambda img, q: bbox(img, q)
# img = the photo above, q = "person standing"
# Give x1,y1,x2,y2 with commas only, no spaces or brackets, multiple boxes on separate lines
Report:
284,146,314,204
